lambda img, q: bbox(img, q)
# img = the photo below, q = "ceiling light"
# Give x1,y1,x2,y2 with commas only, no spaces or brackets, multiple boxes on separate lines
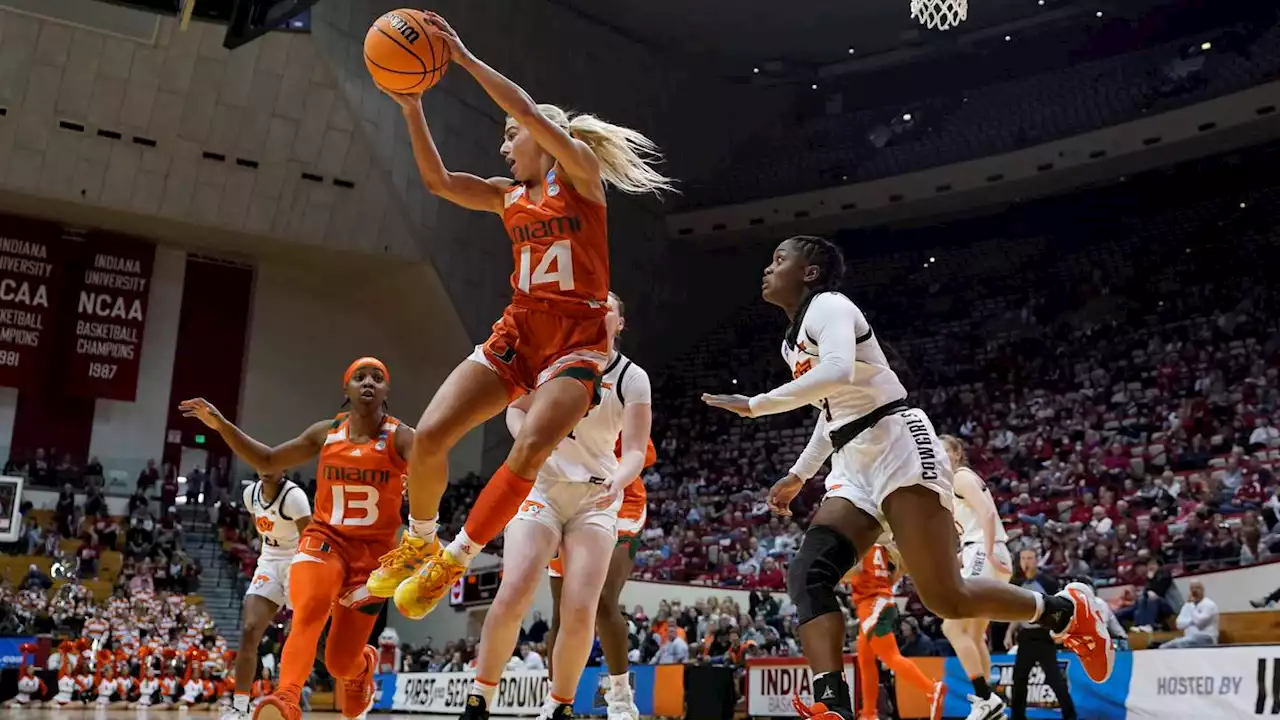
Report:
753,67,760,73
1096,11,1103,17
903,113,912,121
811,83,818,90
848,47,856,54
1004,35,1012,41
1201,41,1212,51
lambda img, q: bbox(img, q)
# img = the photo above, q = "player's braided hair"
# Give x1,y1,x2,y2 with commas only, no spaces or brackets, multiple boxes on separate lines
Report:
787,235,846,293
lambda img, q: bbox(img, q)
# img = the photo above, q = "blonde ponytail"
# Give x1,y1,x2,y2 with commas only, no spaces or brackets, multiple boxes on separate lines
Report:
536,104,676,197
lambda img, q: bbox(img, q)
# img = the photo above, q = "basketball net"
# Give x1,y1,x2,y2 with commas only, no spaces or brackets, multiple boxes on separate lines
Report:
911,0,968,31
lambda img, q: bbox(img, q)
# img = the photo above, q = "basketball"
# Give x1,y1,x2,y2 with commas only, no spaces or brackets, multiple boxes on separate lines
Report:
364,9,450,94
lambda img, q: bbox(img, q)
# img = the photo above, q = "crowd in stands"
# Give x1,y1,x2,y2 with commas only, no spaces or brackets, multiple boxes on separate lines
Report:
0,578,223,655
683,8,1279,207
2,480,203,595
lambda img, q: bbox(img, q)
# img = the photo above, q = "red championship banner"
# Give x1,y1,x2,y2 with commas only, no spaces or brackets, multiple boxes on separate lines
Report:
61,231,155,401
0,214,66,389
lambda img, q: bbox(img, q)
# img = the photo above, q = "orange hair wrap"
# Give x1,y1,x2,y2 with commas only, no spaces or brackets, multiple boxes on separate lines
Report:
344,357,389,387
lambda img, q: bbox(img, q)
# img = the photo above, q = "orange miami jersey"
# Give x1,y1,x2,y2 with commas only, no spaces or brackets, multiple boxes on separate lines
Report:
295,413,407,604
477,167,612,398
503,166,609,308
847,545,898,635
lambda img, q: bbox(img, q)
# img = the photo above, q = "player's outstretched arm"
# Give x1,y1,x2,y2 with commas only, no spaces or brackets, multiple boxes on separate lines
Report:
386,90,507,214
422,12,601,191
178,398,327,474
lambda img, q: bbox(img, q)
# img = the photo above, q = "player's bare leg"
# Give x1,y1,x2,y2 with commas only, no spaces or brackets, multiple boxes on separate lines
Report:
883,486,1114,682
396,374,591,618
367,360,509,597
545,523,614,712
943,617,1006,720
790,499,882,720
228,595,279,720
467,520,562,715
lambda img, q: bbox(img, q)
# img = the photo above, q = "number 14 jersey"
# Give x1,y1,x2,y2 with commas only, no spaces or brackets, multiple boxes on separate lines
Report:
503,166,609,310
313,413,407,546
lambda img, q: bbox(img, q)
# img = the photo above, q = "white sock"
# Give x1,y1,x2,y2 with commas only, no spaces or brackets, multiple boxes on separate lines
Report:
408,515,438,543
609,673,631,696
447,529,482,565
470,679,497,705
233,694,249,713
1031,593,1045,623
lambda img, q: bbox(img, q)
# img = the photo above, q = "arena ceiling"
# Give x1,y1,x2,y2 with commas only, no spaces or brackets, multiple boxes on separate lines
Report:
552,0,1110,70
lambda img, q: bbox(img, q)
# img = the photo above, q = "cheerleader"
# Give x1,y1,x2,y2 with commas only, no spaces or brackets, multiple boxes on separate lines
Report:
182,666,210,707
52,671,77,707
118,669,139,706
158,670,181,709
74,668,95,705
96,665,129,708
134,668,163,709
6,645,46,709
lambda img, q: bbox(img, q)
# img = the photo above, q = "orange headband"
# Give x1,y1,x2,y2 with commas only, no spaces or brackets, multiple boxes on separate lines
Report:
344,357,389,387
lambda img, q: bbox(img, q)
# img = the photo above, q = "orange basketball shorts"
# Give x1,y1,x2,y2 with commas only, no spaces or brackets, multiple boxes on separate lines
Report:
467,300,609,401
292,524,394,611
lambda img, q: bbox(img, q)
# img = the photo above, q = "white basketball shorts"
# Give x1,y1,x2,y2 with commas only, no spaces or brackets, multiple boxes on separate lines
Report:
822,407,954,530
514,474,621,542
960,542,1013,582
245,555,292,608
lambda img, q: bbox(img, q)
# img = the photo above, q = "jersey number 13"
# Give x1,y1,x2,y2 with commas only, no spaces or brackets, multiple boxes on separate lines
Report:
330,485,379,526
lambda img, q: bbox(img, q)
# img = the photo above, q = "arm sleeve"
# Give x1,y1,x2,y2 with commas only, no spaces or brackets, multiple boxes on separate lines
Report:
281,486,312,520
788,414,832,480
749,294,860,416
620,364,653,406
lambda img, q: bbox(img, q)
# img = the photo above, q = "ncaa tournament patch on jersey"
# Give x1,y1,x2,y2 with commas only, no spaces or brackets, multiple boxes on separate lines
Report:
504,184,525,208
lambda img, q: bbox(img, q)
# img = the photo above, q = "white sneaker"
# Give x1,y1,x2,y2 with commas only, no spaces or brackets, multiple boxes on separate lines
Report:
604,687,639,720
965,693,1006,720
220,710,247,720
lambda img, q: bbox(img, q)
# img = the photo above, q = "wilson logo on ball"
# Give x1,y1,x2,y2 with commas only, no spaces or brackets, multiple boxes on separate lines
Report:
384,13,419,44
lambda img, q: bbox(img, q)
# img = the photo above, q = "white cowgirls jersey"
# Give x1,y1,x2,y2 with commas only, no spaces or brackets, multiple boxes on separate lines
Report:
541,352,651,483
952,467,1008,546
243,479,310,560
749,292,908,478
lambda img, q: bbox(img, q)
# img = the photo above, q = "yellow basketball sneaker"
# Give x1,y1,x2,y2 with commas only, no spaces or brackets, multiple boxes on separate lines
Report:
393,551,467,620
366,533,440,598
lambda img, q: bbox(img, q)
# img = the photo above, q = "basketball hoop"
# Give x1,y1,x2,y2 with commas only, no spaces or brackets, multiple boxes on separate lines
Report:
911,0,968,31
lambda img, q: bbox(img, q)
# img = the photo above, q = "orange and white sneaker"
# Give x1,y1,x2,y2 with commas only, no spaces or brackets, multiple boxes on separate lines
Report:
393,551,467,620
793,694,851,720
252,694,301,720
338,646,378,719
927,682,946,720
1053,582,1115,683
367,534,441,598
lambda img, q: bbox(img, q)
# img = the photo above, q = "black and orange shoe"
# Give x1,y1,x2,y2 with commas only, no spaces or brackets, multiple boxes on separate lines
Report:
794,694,854,720
1053,582,1115,683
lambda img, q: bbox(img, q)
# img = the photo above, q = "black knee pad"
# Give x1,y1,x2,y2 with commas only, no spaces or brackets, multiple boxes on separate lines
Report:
788,525,858,626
